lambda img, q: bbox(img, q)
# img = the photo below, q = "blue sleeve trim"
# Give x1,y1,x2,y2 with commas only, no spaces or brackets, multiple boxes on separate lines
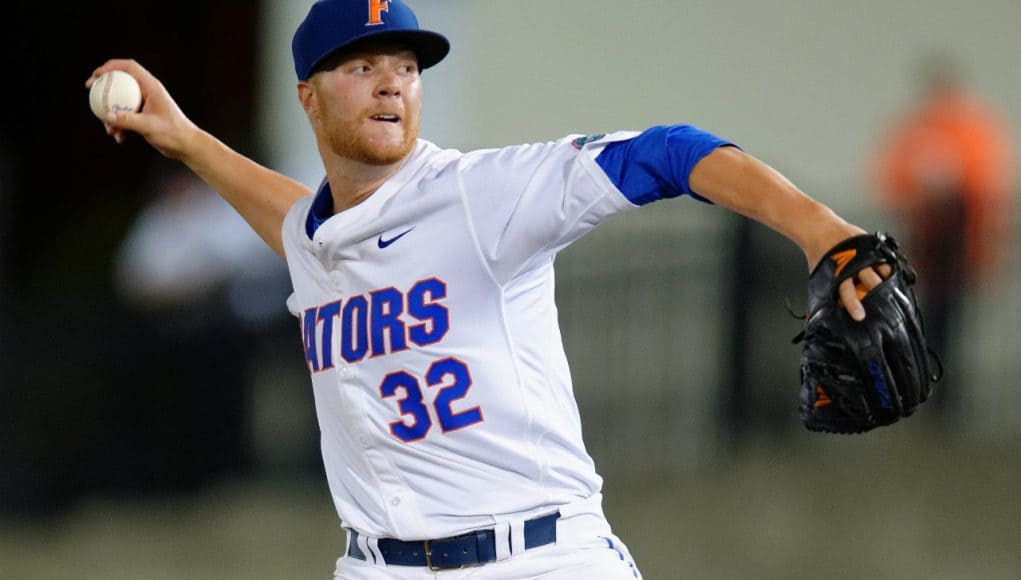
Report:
594,125,736,206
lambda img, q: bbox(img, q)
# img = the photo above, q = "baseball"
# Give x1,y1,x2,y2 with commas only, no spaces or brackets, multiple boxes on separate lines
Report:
89,70,142,120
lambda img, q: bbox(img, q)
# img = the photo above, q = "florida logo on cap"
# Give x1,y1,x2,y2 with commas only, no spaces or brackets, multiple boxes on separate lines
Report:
367,0,389,26
292,0,451,80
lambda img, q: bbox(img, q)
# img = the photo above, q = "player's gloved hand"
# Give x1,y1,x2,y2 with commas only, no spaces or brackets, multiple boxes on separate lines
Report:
85,59,200,159
793,232,942,434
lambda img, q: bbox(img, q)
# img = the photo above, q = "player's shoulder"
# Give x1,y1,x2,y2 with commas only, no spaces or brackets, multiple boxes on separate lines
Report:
402,138,466,178
475,131,641,156
281,190,317,256
455,132,614,168
284,189,316,227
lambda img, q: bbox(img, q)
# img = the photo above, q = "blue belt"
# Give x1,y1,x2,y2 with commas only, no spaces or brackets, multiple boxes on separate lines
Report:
348,512,560,571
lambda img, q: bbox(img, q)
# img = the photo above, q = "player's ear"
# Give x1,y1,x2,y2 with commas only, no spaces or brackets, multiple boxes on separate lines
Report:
297,81,317,120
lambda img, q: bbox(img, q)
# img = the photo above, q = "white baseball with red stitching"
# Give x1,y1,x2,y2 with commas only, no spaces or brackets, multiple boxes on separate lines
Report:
88,70,141,120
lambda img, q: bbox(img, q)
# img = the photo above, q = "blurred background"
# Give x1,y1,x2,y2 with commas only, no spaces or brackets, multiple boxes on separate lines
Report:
2,1,1020,578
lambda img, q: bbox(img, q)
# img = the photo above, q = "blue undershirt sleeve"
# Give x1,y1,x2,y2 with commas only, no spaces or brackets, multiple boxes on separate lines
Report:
594,124,737,206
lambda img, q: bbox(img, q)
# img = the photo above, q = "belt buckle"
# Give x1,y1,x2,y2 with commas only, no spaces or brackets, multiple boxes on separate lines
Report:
424,539,440,572
424,538,473,571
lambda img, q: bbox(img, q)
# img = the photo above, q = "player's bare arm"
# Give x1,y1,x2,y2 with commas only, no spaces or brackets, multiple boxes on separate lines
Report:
85,59,311,257
688,145,887,321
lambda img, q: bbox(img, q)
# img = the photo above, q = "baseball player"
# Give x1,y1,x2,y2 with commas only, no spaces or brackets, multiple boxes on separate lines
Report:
87,0,887,577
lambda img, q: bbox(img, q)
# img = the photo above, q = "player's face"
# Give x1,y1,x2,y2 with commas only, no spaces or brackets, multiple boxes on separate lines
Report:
304,46,422,166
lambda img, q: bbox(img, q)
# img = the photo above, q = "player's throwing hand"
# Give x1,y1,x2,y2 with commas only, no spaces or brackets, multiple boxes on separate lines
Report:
85,59,198,159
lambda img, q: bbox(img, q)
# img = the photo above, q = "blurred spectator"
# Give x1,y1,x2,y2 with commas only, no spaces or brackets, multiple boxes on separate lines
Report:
106,162,294,491
869,51,1016,424
115,164,290,326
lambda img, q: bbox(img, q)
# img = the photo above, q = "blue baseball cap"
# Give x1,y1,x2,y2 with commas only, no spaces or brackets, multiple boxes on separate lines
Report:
292,0,450,81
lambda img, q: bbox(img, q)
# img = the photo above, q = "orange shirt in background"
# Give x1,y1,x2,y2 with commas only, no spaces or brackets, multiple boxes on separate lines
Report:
871,87,1015,281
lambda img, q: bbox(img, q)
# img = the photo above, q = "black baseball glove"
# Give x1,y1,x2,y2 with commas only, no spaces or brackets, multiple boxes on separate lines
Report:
794,232,941,434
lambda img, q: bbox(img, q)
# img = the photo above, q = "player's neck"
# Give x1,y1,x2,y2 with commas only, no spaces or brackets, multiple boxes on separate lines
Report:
324,156,407,215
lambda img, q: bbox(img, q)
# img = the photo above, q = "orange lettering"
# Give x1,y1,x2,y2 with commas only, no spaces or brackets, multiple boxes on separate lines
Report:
367,0,389,25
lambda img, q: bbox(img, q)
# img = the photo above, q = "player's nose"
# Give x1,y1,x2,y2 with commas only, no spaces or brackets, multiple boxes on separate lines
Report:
375,72,401,98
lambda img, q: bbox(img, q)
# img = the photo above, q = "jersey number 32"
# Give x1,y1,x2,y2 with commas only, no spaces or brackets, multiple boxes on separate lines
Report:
379,357,484,443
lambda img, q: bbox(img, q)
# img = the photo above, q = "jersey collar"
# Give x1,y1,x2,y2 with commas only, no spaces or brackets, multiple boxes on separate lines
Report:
303,140,441,239
305,179,335,238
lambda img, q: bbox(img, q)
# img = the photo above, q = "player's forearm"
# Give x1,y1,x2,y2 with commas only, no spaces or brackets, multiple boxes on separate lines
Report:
180,128,313,257
689,146,863,270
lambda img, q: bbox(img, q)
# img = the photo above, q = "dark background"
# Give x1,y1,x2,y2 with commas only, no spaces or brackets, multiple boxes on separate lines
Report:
0,1,313,516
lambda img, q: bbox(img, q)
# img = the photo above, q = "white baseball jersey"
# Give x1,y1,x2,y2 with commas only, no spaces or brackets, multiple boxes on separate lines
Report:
280,128,728,541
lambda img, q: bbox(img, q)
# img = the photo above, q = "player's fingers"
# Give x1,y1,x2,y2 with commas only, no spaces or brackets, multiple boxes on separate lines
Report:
87,59,133,85
839,277,866,321
86,59,154,90
102,121,124,143
105,110,153,138
858,266,884,290
853,263,894,296
86,60,128,87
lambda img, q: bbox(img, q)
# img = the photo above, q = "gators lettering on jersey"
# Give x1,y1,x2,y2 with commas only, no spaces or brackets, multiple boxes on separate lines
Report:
281,125,731,540
299,278,449,369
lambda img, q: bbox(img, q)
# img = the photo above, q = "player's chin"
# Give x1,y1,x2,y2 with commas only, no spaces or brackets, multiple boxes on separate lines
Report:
331,128,416,165
357,139,415,165
365,130,417,163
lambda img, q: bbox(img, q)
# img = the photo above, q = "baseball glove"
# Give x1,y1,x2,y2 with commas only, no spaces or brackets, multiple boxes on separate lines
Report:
793,232,941,434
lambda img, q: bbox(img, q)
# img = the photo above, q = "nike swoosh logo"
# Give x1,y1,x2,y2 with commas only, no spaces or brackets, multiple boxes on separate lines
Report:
377,227,415,249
